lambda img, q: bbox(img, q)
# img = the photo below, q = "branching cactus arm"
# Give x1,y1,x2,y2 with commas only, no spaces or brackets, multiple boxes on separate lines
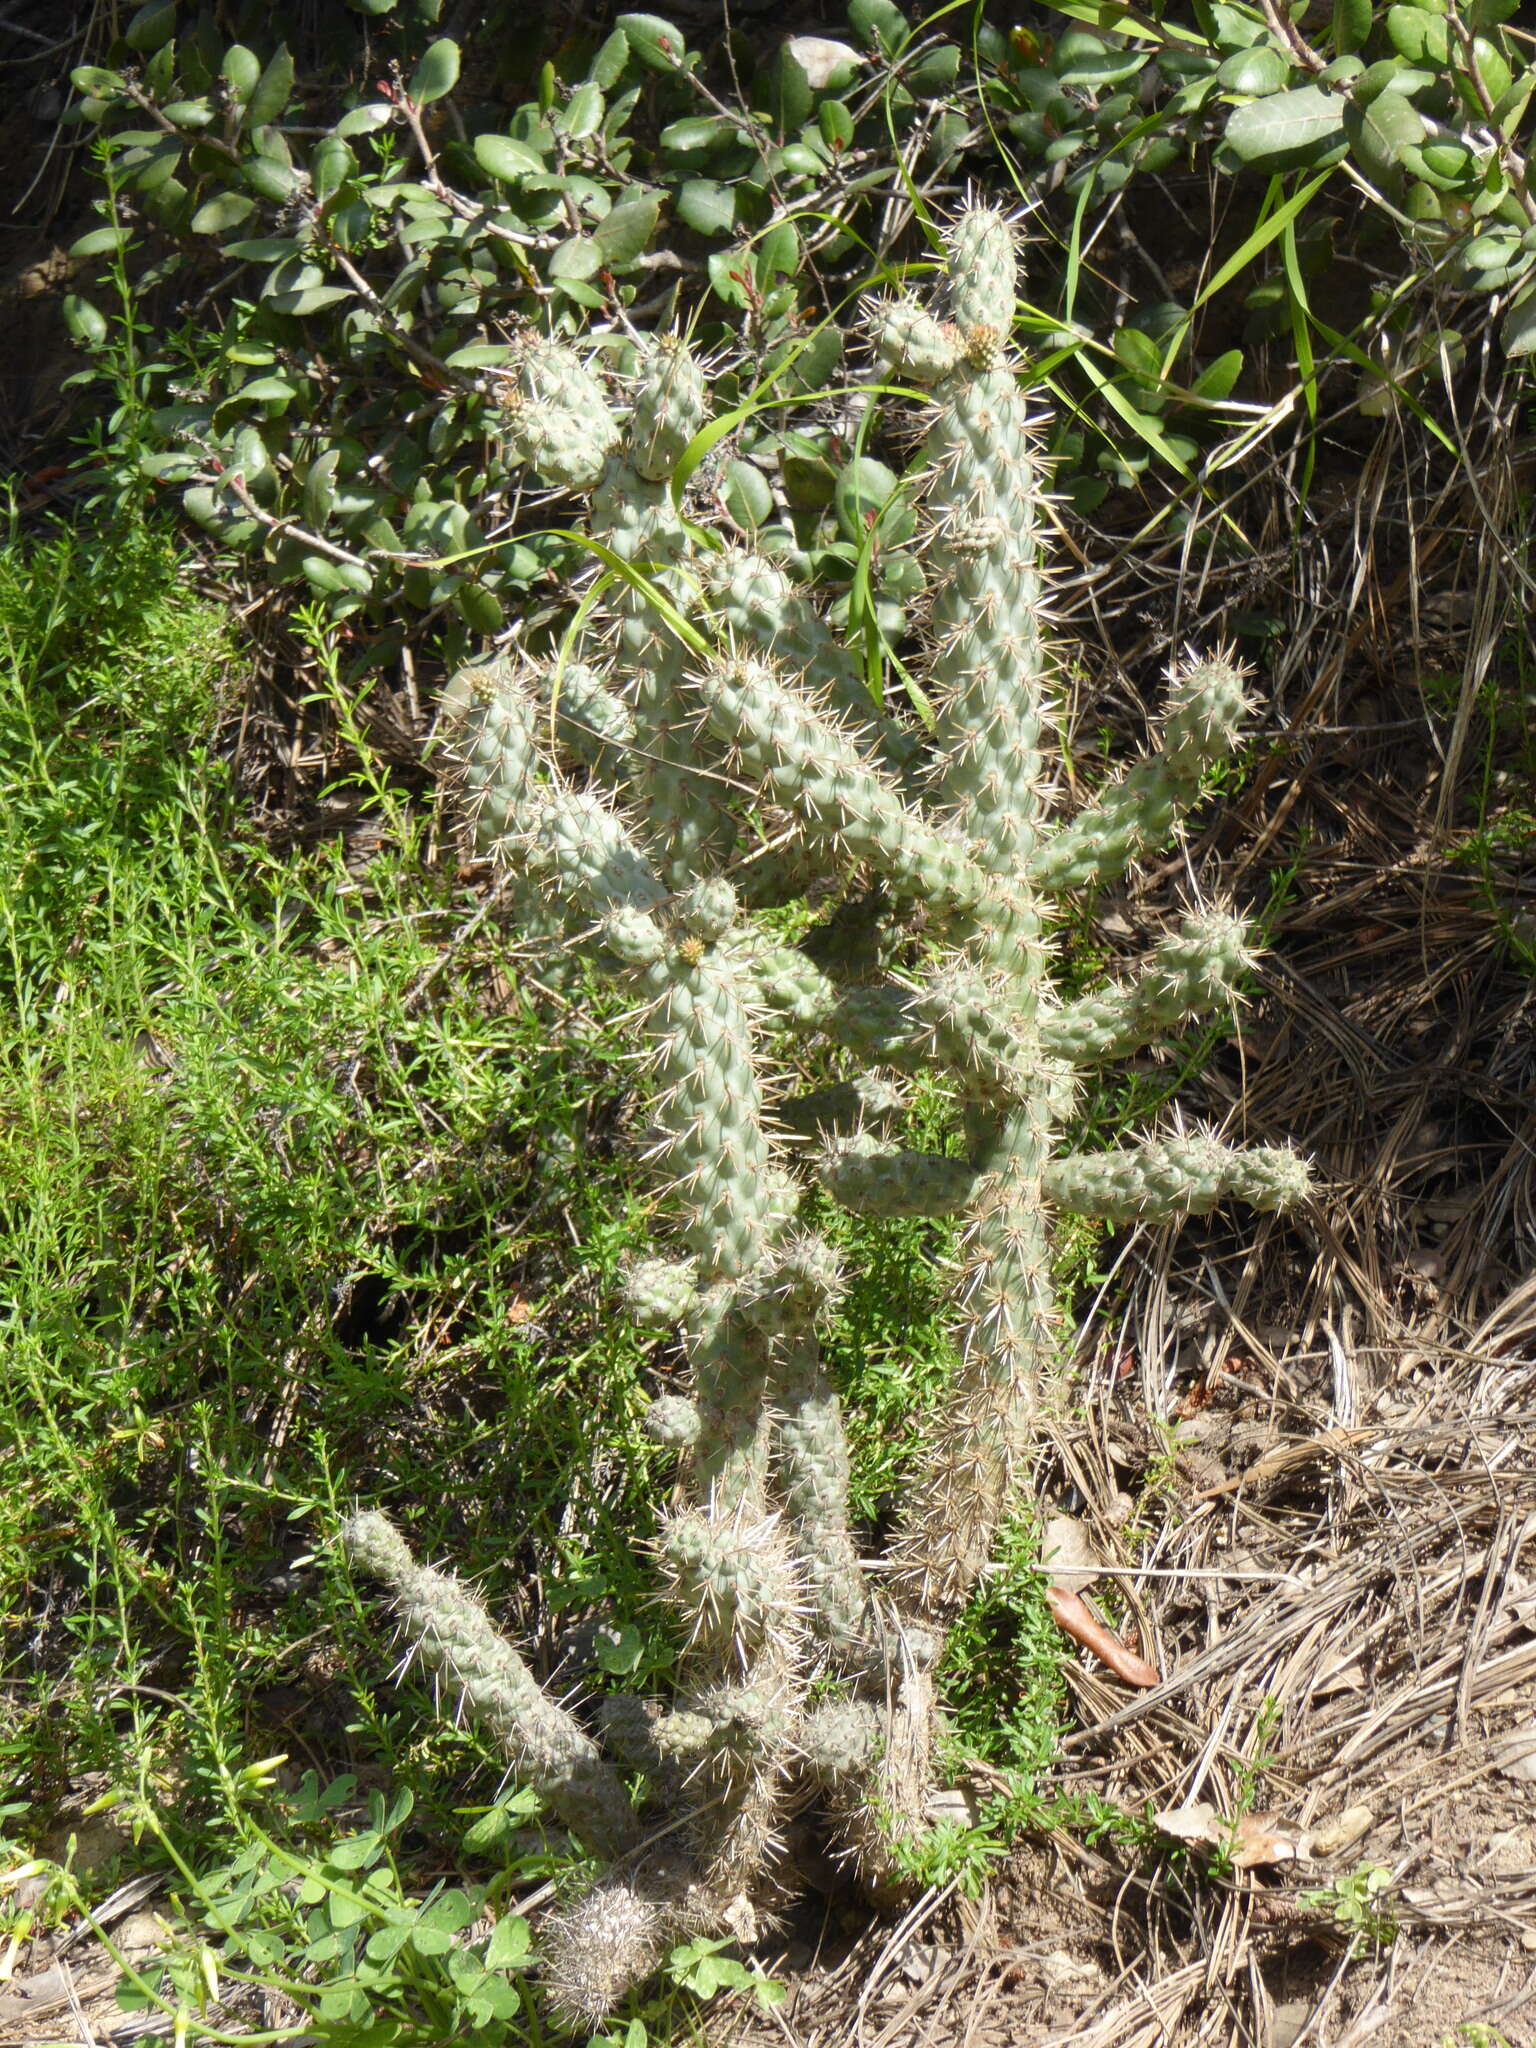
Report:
1044,910,1254,1065
1028,654,1252,895
341,1512,640,1859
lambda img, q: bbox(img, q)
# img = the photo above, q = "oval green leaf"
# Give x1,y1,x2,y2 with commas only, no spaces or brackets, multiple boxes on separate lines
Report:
410,38,460,105
474,133,545,182
246,46,295,130
677,178,735,236
1224,83,1346,167
593,193,659,266
615,13,688,71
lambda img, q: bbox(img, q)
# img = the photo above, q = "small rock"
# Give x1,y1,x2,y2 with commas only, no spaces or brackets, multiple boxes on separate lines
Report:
115,1909,173,1956
1270,1998,1314,2048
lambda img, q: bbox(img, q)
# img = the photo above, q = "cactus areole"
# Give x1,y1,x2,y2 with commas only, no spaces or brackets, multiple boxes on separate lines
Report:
341,206,1310,2021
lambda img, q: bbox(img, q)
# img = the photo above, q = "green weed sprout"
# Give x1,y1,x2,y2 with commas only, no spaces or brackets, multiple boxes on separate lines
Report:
341,203,1310,2022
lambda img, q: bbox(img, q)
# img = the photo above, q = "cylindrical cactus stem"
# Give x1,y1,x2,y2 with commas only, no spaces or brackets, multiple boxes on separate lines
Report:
699,546,919,782
531,657,635,778
1043,909,1254,1064
497,332,619,490
1046,1132,1312,1222
870,294,963,385
619,629,730,893
626,940,781,1512
624,1256,699,1331
434,655,541,859
798,972,1034,1098
796,1698,882,1784
687,1295,778,1514
626,333,709,482
910,967,1038,1097
340,1512,640,1860
623,943,776,1281
901,209,1055,897
654,1683,799,1767
591,399,734,888
732,1233,845,1335
819,1133,979,1220
745,943,838,1027
526,783,668,920
656,1508,805,1670
889,1040,1073,1613
1028,653,1252,895
692,654,1008,929
824,1633,938,1901
943,203,1020,334
687,1646,803,1916
769,1330,874,1661
644,1393,702,1449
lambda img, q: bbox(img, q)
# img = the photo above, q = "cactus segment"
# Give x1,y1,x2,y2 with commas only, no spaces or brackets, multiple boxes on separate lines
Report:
499,333,619,490
943,204,1018,336
797,1698,881,1782
534,658,635,775
693,655,1005,924
340,1513,640,1859
624,1257,700,1329
591,426,733,889
921,369,1053,888
872,295,962,384
746,944,838,1026
1046,1133,1313,1222
655,1683,797,1765
770,1331,873,1658
636,948,774,1277
1044,909,1254,1064
526,785,667,918
645,1393,703,1447
891,1088,1060,1611
434,656,540,858
1029,655,1252,894
699,547,920,780
673,876,738,943
627,335,709,483
539,1881,672,2026
819,1133,979,1219
731,1233,844,1335
657,1509,804,1664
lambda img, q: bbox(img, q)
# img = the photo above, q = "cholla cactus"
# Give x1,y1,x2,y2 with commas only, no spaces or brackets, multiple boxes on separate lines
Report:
342,205,1311,2018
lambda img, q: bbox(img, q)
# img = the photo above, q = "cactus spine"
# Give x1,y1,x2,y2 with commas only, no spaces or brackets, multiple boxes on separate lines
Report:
342,207,1311,2019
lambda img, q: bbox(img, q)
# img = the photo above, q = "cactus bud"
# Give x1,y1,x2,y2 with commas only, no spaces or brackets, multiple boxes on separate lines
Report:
624,1257,699,1328
499,333,619,490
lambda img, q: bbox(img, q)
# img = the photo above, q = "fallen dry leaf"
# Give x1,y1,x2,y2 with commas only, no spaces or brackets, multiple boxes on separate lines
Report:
1042,1511,1101,1594
784,36,863,86
1045,1584,1159,1687
1154,1802,1308,1867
